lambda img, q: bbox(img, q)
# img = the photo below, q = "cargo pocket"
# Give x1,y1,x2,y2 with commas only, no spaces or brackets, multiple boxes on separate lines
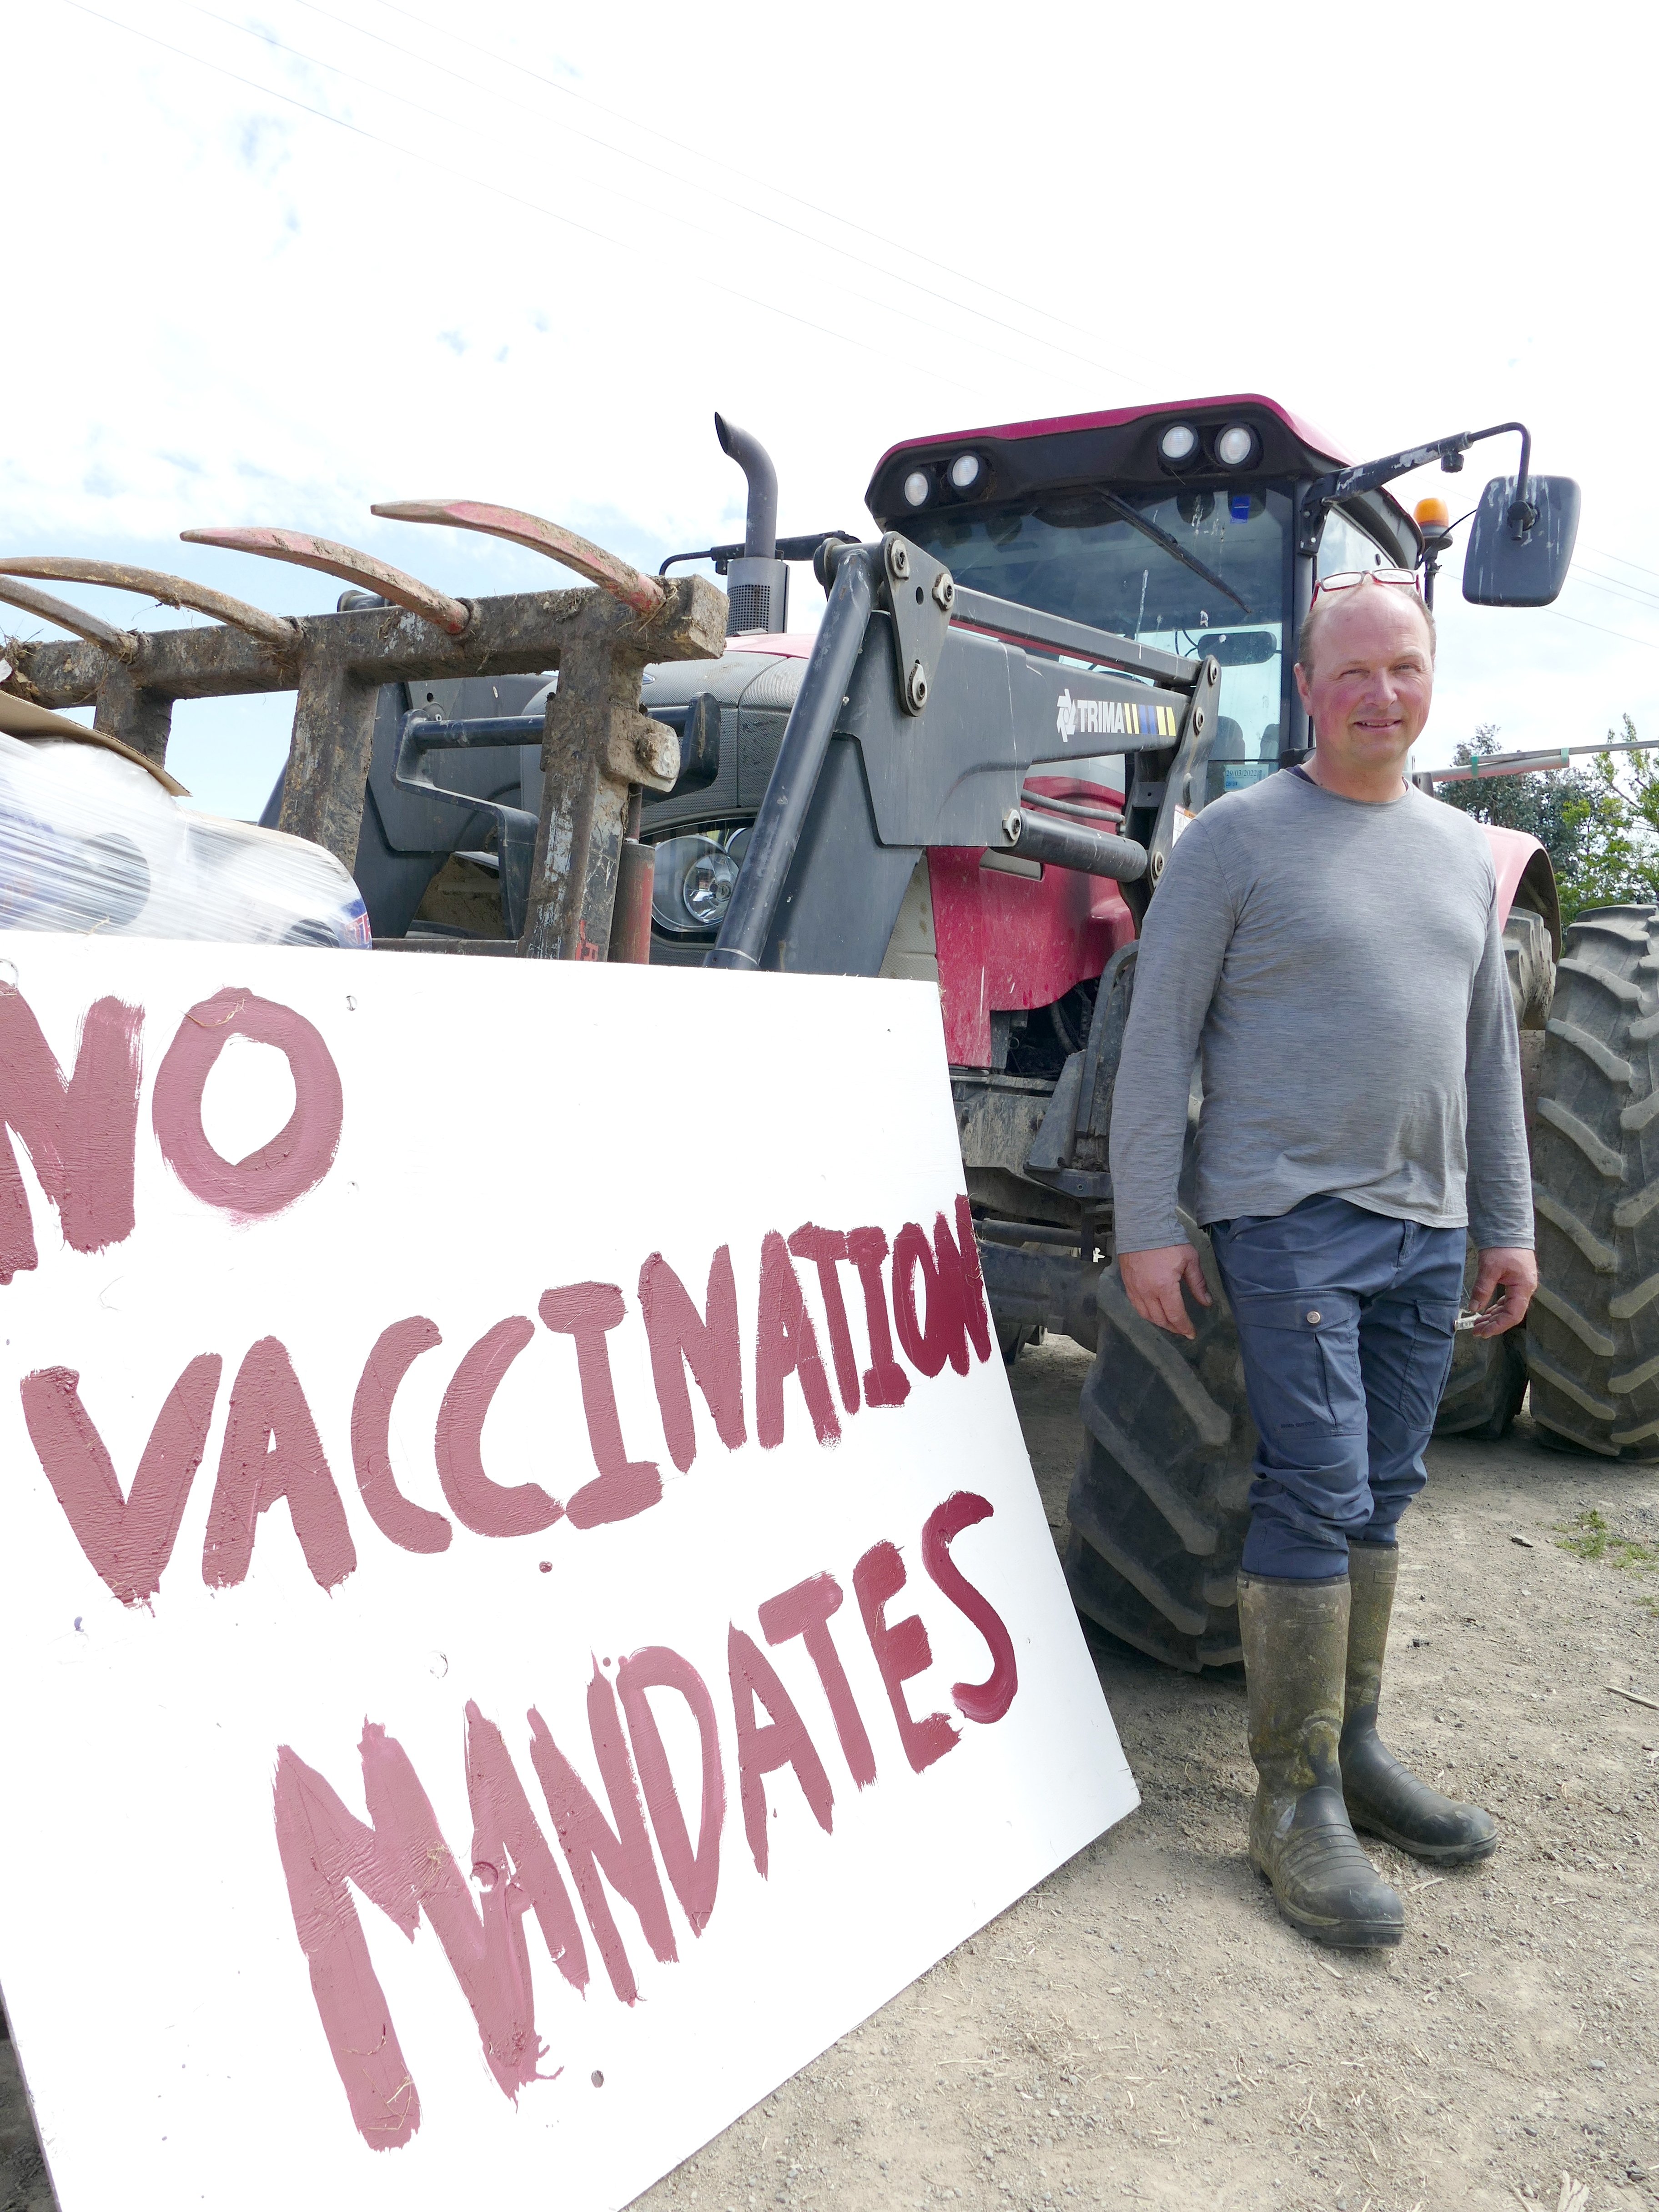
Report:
1397,1296,1460,1421
1227,1291,1364,1438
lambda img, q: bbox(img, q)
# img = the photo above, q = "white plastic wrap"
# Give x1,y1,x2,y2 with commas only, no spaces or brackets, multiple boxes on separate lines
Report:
0,731,371,947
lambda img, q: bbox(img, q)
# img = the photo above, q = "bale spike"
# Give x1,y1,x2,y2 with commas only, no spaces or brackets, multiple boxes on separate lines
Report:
0,577,136,656
180,527,469,637
0,558,297,652
369,500,664,617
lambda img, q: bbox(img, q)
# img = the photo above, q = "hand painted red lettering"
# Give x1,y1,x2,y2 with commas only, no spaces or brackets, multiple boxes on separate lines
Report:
758,1572,876,1789
538,1283,661,1528
273,1719,560,2151
151,988,342,1221
351,1317,452,1554
921,1493,1018,1723
638,1247,746,1472
754,1230,840,1449
786,1226,861,1413
949,1195,993,1363
0,990,142,1284
617,1647,725,1935
728,1624,835,1875
434,1317,563,1538
464,1702,590,1995
203,1337,356,1590
20,1353,221,1605
527,1667,679,2004
845,1227,910,1408
853,1539,958,1774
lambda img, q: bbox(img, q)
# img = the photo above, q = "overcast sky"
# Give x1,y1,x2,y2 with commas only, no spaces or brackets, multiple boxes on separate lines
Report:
6,0,1655,816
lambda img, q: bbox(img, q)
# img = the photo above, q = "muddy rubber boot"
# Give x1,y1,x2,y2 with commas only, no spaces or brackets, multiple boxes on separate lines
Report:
1237,1571,1403,1949
1340,1541,1498,1865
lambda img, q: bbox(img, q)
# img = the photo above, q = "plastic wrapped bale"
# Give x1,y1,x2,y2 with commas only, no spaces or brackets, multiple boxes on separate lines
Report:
0,732,370,947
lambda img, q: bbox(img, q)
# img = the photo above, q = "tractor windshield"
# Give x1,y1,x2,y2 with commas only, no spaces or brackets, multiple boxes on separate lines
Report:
910,483,1292,783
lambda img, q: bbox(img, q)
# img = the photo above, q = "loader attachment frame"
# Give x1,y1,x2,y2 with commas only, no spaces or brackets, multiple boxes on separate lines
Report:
2,564,726,963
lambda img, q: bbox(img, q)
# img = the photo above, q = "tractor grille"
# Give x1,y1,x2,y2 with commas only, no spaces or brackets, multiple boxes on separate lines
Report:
727,581,773,633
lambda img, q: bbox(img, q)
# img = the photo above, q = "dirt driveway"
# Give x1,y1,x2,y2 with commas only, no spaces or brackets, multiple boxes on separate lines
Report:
3,1340,1657,2212
631,1340,1659,2212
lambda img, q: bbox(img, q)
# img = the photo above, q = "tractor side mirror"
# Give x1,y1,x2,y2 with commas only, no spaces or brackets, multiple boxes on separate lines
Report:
1463,474,1581,607
669,692,722,795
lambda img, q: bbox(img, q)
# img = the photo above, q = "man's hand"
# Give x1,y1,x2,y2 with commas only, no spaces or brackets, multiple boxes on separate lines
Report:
1468,1246,1538,1336
1120,1243,1212,1340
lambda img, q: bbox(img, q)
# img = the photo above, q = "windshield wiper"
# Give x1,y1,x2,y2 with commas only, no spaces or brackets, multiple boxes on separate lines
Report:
1097,489,1251,618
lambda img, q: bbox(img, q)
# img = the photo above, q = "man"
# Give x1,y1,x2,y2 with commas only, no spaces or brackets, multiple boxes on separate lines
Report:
1108,569,1536,1950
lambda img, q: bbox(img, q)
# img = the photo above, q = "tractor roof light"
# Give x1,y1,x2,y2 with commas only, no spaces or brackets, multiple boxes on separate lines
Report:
1159,422,1200,468
1214,422,1260,469
902,468,933,508
948,452,983,493
1415,495,1451,551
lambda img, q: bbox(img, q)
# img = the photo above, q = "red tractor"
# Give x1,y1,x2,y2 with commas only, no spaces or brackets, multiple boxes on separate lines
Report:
327,394,1637,1671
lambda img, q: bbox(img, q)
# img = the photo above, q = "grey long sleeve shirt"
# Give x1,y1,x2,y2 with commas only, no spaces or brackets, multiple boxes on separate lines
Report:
1108,768,1533,1252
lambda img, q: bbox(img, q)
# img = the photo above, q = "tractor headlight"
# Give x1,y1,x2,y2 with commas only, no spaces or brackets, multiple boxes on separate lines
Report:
948,452,983,492
1159,422,1199,467
651,834,741,935
902,468,933,508
1214,422,1260,468
683,847,737,925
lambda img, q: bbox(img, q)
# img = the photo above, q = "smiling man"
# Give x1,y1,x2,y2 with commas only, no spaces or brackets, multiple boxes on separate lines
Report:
1108,569,1535,1950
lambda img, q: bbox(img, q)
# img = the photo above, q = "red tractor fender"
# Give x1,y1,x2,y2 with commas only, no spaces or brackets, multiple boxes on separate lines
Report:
1480,821,1561,955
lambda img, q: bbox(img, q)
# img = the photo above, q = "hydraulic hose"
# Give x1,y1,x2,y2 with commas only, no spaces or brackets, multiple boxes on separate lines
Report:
706,544,878,971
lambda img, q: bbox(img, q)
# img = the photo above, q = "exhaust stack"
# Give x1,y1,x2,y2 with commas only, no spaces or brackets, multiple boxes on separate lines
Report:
714,412,789,635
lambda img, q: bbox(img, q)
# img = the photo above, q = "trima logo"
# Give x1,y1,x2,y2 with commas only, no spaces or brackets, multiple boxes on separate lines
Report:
1054,690,1181,744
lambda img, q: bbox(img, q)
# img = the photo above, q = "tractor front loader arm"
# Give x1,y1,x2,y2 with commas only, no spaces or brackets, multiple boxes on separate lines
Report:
705,537,1214,978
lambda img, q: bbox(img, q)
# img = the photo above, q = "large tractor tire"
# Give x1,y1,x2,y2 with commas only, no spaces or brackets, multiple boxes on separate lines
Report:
1434,1242,1529,1440
1065,1121,1253,1672
1066,1218,1521,1670
1526,904,1659,1459
1433,903,1549,1441
1427,904,1551,1442
1064,903,1558,1671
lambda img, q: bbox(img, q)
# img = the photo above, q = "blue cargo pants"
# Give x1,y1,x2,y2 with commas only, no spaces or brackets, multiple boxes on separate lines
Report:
1208,1195,1465,1579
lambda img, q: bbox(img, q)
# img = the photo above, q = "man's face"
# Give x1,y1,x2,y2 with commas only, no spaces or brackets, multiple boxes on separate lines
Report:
1293,586,1434,775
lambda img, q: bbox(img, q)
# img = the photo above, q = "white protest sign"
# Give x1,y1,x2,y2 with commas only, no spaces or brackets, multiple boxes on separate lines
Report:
0,936,1135,2212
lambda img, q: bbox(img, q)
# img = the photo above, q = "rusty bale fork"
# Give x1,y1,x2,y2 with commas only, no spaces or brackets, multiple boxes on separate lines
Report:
0,505,727,960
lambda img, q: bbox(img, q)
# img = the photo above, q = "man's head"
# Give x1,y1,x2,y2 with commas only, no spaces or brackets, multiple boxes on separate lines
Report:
1294,576,1436,779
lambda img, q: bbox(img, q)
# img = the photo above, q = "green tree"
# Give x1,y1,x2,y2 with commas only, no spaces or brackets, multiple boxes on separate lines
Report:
1439,717,1659,922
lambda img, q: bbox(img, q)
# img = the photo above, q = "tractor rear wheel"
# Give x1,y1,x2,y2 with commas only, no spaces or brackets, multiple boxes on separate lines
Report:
1064,903,1558,1671
1066,1220,1518,1667
1525,904,1659,1459
1433,1242,1529,1441
1065,1121,1252,1671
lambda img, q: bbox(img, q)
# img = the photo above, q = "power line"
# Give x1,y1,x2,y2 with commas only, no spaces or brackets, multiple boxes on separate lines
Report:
48,0,987,402
1571,566,1659,613
173,0,1132,394
350,0,1163,383
1550,608,1659,653
1585,545,1659,586
281,0,1152,396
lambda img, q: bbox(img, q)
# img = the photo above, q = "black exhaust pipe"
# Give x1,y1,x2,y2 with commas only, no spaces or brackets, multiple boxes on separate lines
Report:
714,413,789,635
714,412,779,559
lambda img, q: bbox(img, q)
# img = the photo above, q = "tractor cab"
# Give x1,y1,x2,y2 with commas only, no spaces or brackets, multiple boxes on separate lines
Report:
866,394,1570,803
332,396,1578,984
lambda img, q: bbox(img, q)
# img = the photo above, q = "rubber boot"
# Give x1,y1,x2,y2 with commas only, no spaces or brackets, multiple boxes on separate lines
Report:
1340,1541,1498,1864
1237,1571,1403,1949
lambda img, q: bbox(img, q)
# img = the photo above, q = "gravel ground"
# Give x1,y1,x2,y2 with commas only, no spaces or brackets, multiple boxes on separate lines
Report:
3,1337,1657,2212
